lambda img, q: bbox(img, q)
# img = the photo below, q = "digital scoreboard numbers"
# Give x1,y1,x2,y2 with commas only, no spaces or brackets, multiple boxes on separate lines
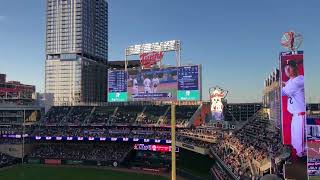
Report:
177,66,200,101
108,70,128,102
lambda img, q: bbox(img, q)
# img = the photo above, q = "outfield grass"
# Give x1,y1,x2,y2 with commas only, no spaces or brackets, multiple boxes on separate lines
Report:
0,165,168,180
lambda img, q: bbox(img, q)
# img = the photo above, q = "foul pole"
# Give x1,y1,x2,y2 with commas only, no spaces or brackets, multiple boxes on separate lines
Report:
171,103,176,180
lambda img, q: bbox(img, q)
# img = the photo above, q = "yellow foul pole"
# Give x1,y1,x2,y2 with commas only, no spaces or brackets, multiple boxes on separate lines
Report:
171,103,176,180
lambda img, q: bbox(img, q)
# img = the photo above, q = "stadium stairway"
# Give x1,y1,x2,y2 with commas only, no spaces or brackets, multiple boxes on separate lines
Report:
249,160,259,178
108,107,119,125
119,146,134,163
209,148,240,180
135,106,147,123
156,106,170,125
113,107,119,116
60,107,73,125
188,104,203,128
82,106,96,125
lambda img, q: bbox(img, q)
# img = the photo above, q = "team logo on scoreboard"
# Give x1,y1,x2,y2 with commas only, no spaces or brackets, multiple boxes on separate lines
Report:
209,86,228,121
140,51,164,68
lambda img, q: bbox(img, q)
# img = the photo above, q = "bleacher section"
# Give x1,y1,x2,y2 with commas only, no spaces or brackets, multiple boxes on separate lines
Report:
137,105,168,125
28,142,132,164
112,105,143,125
209,110,288,179
88,106,115,125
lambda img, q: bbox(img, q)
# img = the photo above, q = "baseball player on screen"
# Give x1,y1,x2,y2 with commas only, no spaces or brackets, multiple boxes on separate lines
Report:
151,74,160,93
143,75,151,93
282,60,306,157
131,75,139,95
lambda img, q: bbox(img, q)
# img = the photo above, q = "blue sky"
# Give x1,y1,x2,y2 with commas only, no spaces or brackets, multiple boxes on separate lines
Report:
0,0,319,103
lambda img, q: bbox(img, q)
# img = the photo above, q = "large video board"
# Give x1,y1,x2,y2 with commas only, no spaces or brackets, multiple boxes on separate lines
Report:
280,51,306,155
177,66,200,101
107,70,128,102
128,67,178,101
107,65,201,102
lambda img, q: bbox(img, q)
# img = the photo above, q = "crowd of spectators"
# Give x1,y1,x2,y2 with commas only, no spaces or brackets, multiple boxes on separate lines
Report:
210,112,285,179
31,126,172,140
63,106,92,125
88,106,114,125
136,105,168,125
111,106,143,125
163,105,198,126
29,142,132,163
44,106,72,125
175,105,198,126
41,105,196,127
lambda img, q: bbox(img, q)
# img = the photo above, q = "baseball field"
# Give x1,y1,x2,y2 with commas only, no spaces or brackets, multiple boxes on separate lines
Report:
0,165,168,180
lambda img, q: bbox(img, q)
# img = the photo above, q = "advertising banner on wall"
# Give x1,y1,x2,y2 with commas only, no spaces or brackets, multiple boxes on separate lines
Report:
139,51,164,69
280,51,306,155
306,118,320,178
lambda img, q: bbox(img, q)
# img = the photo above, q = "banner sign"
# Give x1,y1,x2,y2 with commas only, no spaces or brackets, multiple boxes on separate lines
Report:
134,144,179,152
140,51,164,68
280,51,306,150
209,86,228,121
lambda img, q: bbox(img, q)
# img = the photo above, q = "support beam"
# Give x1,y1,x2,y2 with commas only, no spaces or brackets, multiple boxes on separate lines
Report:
171,104,176,180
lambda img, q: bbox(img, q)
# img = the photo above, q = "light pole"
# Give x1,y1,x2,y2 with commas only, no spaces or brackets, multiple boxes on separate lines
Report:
22,109,25,164
171,103,176,180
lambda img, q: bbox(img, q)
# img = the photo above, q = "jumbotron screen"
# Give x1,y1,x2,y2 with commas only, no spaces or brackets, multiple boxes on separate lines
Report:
107,65,201,102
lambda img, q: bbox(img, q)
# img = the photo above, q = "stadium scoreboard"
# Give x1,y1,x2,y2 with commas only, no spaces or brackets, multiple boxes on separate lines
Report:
177,66,200,101
107,65,201,102
107,70,128,102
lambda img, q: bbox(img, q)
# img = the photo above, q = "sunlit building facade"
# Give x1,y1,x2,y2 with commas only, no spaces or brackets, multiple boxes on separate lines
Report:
45,0,108,105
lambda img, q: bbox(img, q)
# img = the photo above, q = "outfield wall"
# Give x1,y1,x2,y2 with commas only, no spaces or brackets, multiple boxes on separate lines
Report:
0,144,33,158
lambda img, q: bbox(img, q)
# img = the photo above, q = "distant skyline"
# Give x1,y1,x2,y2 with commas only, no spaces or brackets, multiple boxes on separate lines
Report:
0,0,319,103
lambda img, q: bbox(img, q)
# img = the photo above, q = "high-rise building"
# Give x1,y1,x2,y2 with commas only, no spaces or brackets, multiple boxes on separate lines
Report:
45,0,108,105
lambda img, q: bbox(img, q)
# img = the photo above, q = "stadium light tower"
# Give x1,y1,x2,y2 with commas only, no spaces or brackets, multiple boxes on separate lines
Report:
22,109,25,164
124,40,181,71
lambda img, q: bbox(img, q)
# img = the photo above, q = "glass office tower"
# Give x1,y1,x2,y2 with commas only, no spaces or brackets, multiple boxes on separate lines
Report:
45,0,108,105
